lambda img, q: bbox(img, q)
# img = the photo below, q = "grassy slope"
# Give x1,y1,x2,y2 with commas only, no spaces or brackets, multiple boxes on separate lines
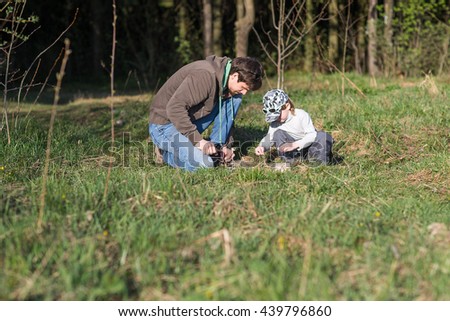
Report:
1,73,449,300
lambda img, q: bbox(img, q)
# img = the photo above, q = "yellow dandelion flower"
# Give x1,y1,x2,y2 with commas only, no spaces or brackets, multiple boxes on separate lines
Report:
277,236,285,250
0,166,4,171
205,290,213,299
375,211,381,218
103,230,109,237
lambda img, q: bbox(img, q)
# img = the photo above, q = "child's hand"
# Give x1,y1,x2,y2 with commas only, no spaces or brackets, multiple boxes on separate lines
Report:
279,143,297,153
255,146,265,156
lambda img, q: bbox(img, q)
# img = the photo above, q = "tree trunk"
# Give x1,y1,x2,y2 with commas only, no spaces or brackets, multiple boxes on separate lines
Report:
213,0,222,56
90,0,103,78
438,13,449,76
177,0,191,64
383,0,394,76
328,0,339,66
368,0,379,78
203,0,213,57
304,0,314,72
353,0,367,74
178,0,188,41
235,0,255,57
276,0,285,88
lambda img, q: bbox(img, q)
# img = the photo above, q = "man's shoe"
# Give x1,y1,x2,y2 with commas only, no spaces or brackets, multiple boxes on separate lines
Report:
153,145,163,164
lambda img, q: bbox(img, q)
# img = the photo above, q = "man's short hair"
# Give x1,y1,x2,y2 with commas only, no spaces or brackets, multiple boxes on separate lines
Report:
230,57,264,91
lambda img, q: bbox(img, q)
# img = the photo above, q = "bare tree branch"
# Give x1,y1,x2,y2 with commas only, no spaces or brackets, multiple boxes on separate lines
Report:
37,39,71,230
17,8,78,104
103,0,117,200
253,0,329,88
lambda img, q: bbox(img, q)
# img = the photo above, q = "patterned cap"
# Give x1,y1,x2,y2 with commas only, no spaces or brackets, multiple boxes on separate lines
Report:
262,89,289,122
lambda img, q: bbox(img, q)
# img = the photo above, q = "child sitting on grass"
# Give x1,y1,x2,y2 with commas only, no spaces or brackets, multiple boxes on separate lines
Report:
255,89,335,165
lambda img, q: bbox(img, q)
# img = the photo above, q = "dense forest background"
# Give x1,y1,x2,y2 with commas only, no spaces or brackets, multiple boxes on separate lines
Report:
1,0,449,96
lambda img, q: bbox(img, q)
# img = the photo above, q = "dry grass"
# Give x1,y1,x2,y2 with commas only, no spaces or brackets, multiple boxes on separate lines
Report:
70,93,152,106
181,229,236,267
419,74,441,97
406,169,449,197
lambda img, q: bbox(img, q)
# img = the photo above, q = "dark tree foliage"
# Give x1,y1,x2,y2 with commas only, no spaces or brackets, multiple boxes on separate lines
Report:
3,0,448,94
15,1,111,82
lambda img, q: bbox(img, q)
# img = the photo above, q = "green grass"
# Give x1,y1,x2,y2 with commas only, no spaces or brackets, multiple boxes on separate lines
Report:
1,74,449,300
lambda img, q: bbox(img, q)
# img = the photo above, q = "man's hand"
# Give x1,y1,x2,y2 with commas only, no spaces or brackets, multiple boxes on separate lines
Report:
255,146,265,156
222,146,235,163
197,139,217,155
279,142,298,153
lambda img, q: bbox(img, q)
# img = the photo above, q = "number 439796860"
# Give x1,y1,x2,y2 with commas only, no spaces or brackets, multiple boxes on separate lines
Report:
259,305,332,317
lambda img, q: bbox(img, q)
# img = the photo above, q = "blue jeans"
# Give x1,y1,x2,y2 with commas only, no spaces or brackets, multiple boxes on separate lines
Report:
149,96,242,171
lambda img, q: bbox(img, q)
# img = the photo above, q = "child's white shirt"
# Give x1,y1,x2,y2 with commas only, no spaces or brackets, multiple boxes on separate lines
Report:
259,108,317,150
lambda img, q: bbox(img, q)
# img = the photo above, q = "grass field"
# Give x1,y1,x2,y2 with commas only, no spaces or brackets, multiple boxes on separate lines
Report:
1,73,449,300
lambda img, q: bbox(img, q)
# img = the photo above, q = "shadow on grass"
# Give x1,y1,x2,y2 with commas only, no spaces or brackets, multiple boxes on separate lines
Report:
232,126,267,157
